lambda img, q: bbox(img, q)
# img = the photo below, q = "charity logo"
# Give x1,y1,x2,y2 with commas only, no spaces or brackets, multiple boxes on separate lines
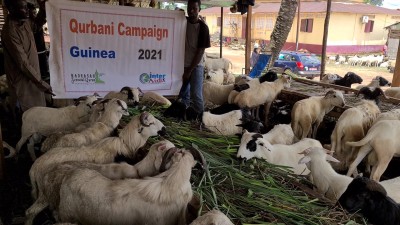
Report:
139,72,167,84
71,70,105,84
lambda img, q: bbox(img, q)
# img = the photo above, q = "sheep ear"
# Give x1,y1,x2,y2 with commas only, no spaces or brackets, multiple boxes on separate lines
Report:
326,154,340,163
138,126,144,133
325,90,335,97
157,143,167,151
298,156,311,164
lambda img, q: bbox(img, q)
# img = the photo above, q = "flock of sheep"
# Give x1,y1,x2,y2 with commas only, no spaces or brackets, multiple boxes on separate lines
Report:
2,62,400,224
0,85,239,225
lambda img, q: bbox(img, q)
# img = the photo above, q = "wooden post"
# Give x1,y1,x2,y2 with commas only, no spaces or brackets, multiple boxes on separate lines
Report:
220,7,223,58
295,0,300,51
320,0,332,80
244,5,252,74
0,122,4,180
391,39,400,87
119,0,125,5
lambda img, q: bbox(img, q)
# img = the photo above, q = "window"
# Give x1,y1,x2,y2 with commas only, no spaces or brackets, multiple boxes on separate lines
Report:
217,17,221,27
364,20,374,33
265,18,274,30
300,18,313,33
255,17,265,29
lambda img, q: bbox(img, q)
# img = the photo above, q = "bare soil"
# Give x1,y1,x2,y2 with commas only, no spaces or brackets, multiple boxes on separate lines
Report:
206,46,394,88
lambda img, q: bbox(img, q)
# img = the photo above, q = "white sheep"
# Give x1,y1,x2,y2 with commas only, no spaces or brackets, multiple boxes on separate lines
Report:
291,90,345,139
330,100,380,171
237,138,322,175
16,95,98,160
140,91,171,106
103,86,142,106
203,82,234,106
25,140,175,225
49,99,129,149
40,99,112,153
384,87,400,99
233,75,291,124
29,111,166,200
190,210,234,225
374,108,400,123
346,120,400,181
299,147,400,202
56,148,197,225
223,73,235,85
320,73,340,84
205,57,233,74
206,69,224,85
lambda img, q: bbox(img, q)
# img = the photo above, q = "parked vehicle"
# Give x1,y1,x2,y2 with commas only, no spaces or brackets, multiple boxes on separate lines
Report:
272,51,321,79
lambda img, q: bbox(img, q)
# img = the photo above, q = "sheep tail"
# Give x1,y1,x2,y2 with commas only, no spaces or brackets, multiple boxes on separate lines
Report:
346,130,375,147
332,125,343,153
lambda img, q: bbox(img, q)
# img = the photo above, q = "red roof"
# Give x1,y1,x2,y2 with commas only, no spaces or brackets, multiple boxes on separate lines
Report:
202,2,400,15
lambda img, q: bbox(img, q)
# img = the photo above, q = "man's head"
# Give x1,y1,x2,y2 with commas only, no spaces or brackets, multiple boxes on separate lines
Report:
6,0,29,20
187,0,201,22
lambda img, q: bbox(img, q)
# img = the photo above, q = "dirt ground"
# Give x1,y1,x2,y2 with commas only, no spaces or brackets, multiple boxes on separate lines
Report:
206,46,394,88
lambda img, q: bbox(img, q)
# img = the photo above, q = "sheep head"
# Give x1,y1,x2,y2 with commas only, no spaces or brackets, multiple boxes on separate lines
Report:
376,76,391,87
280,75,292,89
344,72,363,85
120,86,140,106
159,147,207,173
138,111,166,136
236,131,271,161
298,147,340,170
324,90,345,107
338,176,387,213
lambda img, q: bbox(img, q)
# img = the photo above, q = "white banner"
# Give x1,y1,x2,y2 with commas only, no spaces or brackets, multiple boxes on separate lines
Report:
47,0,186,98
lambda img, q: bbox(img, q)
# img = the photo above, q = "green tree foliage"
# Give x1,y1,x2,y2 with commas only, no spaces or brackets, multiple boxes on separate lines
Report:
364,0,383,6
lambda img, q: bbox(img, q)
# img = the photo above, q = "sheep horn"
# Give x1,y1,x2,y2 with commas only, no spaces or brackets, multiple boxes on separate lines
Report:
139,112,151,127
159,147,179,173
187,147,207,170
365,179,387,196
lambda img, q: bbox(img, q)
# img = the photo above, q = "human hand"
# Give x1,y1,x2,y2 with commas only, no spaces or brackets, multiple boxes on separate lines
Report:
182,68,192,83
37,80,55,96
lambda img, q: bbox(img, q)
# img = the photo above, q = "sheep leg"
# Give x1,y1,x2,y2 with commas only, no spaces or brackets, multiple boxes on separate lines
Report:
26,137,37,161
311,121,321,139
25,198,48,225
371,152,393,182
263,102,272,126
346,144,372,177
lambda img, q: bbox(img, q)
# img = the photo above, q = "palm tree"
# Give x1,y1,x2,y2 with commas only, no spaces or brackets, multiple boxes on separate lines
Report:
262,0,298,73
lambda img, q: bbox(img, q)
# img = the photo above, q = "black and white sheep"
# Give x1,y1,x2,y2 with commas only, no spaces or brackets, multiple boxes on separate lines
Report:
202,110,264,135
237,138,322,175
103,86,142,106
334,72,363,88
338,176,400,225
357,87,387,105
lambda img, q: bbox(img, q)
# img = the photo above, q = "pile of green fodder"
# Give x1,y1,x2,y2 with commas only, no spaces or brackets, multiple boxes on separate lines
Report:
125,106,365,225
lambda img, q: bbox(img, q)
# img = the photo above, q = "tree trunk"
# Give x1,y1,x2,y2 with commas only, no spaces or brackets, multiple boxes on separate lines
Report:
320,0,332,80
262,0,298,74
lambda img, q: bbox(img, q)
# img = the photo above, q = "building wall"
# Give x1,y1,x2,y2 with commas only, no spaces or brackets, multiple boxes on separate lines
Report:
202,9,399,54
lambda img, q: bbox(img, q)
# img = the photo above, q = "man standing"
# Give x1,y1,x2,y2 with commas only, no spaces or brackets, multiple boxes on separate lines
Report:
28,1,50,83
2,0,53,113
179,0,210,116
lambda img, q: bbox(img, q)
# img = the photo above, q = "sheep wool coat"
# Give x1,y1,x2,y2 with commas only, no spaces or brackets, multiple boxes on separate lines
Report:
1,17,46,111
